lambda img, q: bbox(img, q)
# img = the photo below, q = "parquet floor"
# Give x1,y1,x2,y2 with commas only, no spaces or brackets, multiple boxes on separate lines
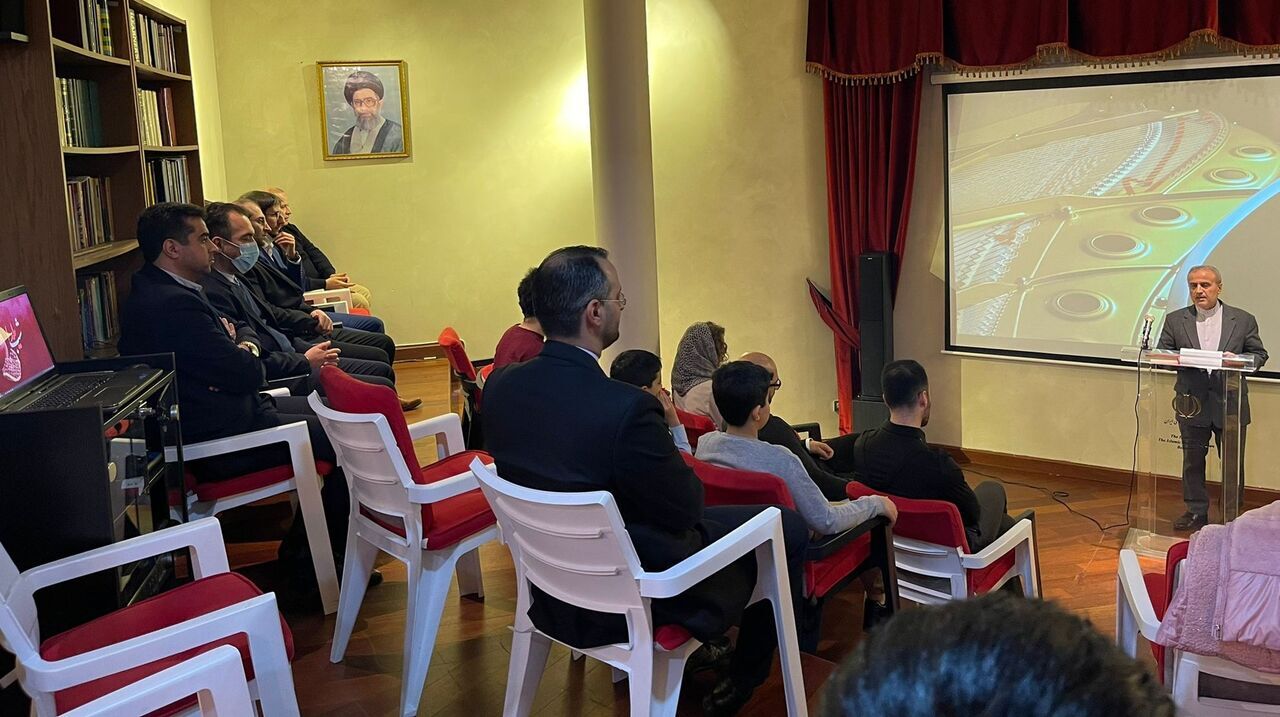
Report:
1,357,1262,715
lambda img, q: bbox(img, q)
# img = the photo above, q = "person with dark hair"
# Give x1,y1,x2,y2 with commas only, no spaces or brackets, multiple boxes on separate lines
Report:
609,348,691,453
855,359,1014,550
483,245,810,716
821,592,1174,717
672,321,728,426
201,202,399,396
492,267,544,368
119,203,365,594
263,186,373,309
332,69,405,155
696,361,896,536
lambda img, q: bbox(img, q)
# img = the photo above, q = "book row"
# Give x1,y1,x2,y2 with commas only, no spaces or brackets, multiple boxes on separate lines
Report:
143,156,190,206
77,272,120,352
137,88,178,146
67,176,114,253
128,10,180,72
70,0,115,56
57,78,104,148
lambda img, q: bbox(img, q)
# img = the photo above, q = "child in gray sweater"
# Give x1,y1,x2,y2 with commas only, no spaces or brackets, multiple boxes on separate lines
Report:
695,361,896,536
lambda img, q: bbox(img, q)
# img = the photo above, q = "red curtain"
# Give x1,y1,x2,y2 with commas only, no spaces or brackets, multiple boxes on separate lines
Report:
809,0,1280,433
822,77,922,432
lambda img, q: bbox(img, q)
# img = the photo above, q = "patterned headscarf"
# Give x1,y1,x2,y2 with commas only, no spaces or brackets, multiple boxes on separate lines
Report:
672,322,724,396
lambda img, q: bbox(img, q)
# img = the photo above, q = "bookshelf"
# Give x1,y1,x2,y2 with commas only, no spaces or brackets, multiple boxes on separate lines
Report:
0,0,203,359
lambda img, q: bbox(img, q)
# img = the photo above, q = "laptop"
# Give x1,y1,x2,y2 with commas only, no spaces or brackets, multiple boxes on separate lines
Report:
0,285,162,413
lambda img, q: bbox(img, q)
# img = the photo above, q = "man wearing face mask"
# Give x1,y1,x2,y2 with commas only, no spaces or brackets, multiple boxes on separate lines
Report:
1157,265,1268,532
199,202,399,396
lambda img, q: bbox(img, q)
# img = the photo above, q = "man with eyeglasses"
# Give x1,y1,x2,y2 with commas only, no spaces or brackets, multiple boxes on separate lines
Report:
332,70,404,155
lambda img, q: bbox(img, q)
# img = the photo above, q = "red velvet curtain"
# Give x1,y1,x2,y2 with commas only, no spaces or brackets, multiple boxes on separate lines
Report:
808,0,1280,432
823,77,922,432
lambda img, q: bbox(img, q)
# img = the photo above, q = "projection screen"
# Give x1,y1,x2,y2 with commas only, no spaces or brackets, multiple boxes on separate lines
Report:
944,65,1280,377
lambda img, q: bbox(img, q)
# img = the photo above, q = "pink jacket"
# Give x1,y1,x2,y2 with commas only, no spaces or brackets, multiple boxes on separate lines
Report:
1155,500,1280,672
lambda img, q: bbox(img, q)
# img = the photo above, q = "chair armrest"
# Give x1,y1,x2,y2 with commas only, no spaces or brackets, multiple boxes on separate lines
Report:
165,421,310,463
261,384,294,398
24,594,282,692
805,515,888,562
791,422,822,441
304,288,353,305
407,412,467,459
637,508,780,599
1118,550,1163,643
959,518,1033,569
405,469,486,505
473,357,494,368
19,519,229,594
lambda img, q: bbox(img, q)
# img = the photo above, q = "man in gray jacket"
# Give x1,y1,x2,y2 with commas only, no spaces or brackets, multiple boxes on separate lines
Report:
1157,265,1268,531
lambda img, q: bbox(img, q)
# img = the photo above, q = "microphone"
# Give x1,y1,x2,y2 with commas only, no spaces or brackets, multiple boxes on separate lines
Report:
1140,314,1154,350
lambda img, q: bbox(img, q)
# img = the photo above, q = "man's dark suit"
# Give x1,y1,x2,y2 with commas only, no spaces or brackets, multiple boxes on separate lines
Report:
482,340,808,689
242,260,396,365
200,269,393,390
1157,301,1268,515
284,223,337,291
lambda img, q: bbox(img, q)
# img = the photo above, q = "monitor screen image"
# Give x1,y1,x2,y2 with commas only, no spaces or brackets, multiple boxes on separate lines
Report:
0,290,55,398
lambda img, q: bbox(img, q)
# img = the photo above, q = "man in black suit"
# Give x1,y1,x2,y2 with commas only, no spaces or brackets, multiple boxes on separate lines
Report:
118,203,352,577
482,246,809,716
1157,265,1268,531
265,186,373,310
200,202,395,395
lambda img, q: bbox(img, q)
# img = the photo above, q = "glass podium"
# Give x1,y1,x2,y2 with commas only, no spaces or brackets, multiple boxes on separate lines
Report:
1122,348,1257,558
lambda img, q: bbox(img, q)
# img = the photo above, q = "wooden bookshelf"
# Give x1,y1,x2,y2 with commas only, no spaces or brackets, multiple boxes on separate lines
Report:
0,0,202,359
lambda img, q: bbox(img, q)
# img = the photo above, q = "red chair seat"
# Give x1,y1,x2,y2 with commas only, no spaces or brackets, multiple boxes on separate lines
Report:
348,308,372,316
359,450,497,549
805,535,872,599
655,624,693,650
42,572,294,715
187,460,335,502
968,550,1018,594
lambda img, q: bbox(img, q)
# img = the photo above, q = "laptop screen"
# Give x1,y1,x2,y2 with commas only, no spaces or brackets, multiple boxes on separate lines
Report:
0,288,56,399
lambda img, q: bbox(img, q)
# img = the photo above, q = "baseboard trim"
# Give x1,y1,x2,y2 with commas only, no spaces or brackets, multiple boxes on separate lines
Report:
394,342,446,362
938,444,1280,505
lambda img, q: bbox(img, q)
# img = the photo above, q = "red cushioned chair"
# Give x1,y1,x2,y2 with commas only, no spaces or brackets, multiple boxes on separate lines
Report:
161,413,340,614
1117,540,1190,685
470,458,807,717
438,327,491,448
683,454,898,652
0,519,298,717
847,481,1039,604
675,408,715,452
310,366,499,717
63,645,255,717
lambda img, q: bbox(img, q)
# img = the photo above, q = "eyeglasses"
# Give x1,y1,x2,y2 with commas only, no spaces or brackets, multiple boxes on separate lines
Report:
351,97,381,109
768,380,782,392
598,292,627,309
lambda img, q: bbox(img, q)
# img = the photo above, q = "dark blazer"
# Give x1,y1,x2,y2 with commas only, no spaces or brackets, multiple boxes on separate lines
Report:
482,340,755,647
1157,302,1268,427
200,270,311,379
243,259,315,320
119,264,272,442
283,224,337,291
331,118,404,155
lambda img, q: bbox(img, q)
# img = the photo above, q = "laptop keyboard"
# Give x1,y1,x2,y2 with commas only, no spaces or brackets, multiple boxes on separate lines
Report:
26,374,113,409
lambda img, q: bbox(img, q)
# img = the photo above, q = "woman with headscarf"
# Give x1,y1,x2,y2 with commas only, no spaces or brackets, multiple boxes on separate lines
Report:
671,321,728,424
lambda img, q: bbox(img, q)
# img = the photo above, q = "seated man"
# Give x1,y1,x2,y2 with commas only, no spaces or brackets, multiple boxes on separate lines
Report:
854,359,1014,551
743,351,859,501
201,202,400,397
695,361,896,537
118,202,355,590
492,267,544,368
483,245,809,716
237,191,385,335
609,348,691,453
265,186,373,310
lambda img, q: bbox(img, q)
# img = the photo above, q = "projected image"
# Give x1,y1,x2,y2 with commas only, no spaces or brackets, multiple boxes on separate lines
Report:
946,73,1280,365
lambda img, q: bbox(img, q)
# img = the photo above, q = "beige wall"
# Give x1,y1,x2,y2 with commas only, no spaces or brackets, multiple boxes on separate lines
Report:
208,0,597,350
146,0,227,198
898,76,1280,490
649,0,838,434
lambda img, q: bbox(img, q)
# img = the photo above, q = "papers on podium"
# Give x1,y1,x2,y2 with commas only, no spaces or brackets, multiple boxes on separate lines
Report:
1179,348,1225,369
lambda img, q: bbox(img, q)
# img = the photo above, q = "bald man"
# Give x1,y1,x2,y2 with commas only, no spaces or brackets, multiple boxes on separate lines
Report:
743,352,859,501
264,186,373,310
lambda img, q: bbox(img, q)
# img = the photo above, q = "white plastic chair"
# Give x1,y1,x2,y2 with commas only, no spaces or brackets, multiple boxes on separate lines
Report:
469,458,808,717
303,287,352,313
62,645,254,716
1117,548,1280,715
847,483,1038,604
0,519,298,716
308,380,498,717
163,420,340,614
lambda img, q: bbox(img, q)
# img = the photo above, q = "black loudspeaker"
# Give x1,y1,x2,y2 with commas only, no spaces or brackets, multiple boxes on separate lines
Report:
858,252,894,398
853,396,890,431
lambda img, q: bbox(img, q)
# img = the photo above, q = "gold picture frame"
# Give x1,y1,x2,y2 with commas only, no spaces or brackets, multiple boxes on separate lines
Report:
317,60,411,161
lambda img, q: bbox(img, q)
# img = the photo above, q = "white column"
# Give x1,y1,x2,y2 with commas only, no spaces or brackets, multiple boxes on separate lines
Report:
583,0,661,359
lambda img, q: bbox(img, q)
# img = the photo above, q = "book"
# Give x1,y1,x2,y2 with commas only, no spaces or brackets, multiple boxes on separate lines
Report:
56,77,103,148
129,10,181,72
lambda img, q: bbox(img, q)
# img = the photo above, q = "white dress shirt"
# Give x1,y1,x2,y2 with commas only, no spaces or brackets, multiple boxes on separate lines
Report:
1196,301,1223,351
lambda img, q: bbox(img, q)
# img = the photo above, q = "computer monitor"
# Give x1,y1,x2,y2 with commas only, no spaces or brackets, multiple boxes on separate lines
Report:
0,286,56,399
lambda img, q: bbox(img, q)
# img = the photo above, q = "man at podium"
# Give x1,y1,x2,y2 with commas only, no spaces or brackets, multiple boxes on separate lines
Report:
1157,265,1267,532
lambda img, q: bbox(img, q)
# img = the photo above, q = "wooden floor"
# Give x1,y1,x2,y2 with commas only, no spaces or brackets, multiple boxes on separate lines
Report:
2,357,1258,715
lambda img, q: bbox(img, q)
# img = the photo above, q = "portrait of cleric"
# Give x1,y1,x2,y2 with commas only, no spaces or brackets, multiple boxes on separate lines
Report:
320,62,410,160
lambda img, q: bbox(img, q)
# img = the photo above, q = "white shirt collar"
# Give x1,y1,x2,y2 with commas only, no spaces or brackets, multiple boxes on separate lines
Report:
215,267,239,284
160,267,203,291
1196,301,1222,319
575,345,600,361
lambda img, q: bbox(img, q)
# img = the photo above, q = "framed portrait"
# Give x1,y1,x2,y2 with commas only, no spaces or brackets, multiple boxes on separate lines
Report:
317,60,411,161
